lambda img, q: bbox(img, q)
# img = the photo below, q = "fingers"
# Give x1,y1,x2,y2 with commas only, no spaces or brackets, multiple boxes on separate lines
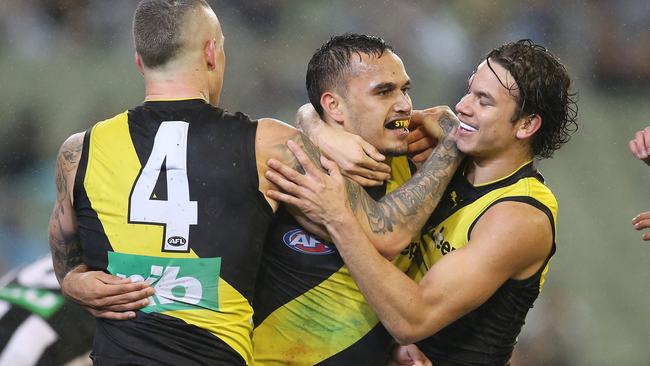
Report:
406,127,426,144
94,277,153,297
407,135,436,155
96,272,141,285
266,189,304,207
95,293,152,311
633,212,650,241
287,140,323,176
340,165,390,183
265,168,307,199
88,307,137,320
267,158,309,187
632,215,650,231
346,175,384,187
353,154,391,174
411,148,434,163
359,139,386,162
632,130,648,160
632,212,650,225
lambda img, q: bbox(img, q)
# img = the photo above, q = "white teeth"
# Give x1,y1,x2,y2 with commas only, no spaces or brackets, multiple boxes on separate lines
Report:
459,121,478,132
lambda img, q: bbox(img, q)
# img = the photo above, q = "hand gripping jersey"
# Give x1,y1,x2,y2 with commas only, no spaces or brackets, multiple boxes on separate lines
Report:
73,99,272,365
412,160,558,366
252,156,421,366
0,256,93,366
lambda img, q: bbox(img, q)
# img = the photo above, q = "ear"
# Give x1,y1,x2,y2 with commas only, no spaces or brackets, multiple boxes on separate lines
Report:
205,38,217,70
320,92,345,125
516,114,542,140
134,52,145,75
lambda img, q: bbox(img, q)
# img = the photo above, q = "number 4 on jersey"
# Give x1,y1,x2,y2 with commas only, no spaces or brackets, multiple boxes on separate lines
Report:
129,121,197,252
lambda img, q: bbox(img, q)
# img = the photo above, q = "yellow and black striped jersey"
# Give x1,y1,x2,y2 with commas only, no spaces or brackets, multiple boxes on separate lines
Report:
73,99,272,365
413,160,558,365
252,156,421,366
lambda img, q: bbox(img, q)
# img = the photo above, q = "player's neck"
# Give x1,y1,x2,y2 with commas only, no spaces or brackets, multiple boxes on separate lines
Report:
464,152,533,186
143,69,210,103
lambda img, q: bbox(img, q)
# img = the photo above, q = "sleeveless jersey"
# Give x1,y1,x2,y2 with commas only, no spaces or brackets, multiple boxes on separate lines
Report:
0,256,93,366
253,156,421,366
412,160,557,366
73,99,272,365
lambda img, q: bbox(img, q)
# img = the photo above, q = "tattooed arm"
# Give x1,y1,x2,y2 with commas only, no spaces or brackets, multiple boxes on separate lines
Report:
265,106,463,258
48,133,84,284
48,133,153,320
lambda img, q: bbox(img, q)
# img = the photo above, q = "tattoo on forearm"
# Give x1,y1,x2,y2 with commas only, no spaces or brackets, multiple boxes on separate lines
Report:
346,111,462,235
49,213,82,283
49,134,83,283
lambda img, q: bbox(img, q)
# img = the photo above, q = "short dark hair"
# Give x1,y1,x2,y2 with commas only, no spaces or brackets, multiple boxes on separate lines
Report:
306,33,393,117
133,0,210,68
486,39,578,159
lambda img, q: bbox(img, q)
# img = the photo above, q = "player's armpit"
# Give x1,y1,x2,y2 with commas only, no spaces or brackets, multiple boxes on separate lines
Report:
49,132,84,284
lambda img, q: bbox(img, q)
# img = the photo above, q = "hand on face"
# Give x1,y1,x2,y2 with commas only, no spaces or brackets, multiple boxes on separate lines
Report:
410,106,459,142
629,126,650,166
316,126,392,186
265,140,353,227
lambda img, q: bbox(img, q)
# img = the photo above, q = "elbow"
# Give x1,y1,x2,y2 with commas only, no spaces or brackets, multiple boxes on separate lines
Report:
375,233,413,260
388,321,424,345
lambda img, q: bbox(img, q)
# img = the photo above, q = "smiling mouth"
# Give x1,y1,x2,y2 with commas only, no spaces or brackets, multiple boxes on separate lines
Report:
459,121,478,132
385,119,410,131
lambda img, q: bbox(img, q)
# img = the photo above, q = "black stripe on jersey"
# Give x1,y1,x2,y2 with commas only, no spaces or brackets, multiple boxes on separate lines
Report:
73,128,114,270
425,160,540,231
93,312,246,365
315,323,393,366
0,305,31,351
73,129,91,205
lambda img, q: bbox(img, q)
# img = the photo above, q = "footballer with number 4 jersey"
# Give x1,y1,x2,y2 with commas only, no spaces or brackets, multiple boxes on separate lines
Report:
50,2,464,365
73,100,271,365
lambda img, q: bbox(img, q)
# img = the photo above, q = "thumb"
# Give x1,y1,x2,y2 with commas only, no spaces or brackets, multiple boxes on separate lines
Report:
360,139,385,161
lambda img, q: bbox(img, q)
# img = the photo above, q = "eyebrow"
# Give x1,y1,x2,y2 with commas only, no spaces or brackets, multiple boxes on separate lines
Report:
475,90,496,103
372,82,397,92
372,79,411,92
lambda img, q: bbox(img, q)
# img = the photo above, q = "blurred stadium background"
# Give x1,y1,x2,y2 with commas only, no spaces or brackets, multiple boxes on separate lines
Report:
0,0,649,364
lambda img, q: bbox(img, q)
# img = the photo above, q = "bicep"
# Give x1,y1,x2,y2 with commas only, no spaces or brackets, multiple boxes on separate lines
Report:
49,132,85,283
417,203,553,335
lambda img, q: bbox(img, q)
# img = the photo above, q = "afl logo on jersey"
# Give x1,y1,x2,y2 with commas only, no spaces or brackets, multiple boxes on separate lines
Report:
167,236,187,247
282,228,335,255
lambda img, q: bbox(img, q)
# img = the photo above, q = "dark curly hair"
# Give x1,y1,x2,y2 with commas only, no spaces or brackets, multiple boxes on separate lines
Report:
485,39,578,159
306,33,393,117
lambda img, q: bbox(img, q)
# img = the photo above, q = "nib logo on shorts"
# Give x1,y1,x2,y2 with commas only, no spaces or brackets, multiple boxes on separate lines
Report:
107,252,220,313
